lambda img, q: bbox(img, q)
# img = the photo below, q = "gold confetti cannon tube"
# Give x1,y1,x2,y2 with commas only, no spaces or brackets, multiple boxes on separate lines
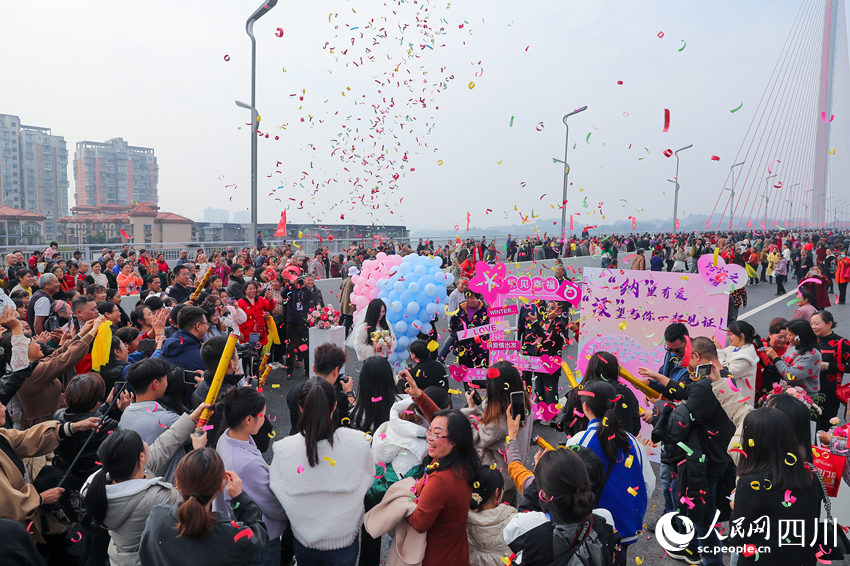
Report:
533,435,555,451
196,333,238,430
257,352,270,377
618,367,661,400
190,266,215,302
258,365,271,389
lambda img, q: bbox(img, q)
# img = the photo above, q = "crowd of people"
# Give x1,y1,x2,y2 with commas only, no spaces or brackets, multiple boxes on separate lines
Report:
0,227,847,566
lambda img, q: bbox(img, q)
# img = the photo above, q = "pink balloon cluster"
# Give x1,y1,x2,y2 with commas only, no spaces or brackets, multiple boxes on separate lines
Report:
350,252,403,314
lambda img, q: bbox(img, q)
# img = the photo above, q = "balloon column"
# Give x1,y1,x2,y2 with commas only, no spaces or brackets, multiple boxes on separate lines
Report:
376,254,454,365
349,252,402,313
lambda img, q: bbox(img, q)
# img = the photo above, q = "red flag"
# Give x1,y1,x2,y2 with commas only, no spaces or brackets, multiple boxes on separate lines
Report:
274,210,287,237
569,215,574,230
120,229,131,239
675,218,680,229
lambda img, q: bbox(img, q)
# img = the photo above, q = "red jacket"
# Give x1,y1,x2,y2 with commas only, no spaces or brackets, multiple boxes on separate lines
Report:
237,295,275,345
837,257,850,284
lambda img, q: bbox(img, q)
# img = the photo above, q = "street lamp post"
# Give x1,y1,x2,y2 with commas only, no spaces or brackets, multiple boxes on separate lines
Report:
785,182,800,226
724,161,745,229
785,199,793,226
236,0,278,247
558,106,587,248
762,174,777,228
671,144,693,232
803,188,814,226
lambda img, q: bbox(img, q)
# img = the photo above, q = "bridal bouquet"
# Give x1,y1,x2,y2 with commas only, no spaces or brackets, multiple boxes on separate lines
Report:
370,329,394,352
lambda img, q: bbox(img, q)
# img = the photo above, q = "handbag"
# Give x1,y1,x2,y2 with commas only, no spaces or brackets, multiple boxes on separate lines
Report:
810,463,850,560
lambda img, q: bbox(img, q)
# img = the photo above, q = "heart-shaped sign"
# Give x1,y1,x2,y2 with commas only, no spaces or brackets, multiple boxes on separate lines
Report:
533,402,559,421
540,354,562,374
696,254,749,295
449,365,469,383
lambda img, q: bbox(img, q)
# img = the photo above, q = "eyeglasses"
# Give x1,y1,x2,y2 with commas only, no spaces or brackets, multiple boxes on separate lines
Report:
426,429,448,440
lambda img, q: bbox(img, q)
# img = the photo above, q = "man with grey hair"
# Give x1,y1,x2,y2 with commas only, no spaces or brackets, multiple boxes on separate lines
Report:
28,273,59,333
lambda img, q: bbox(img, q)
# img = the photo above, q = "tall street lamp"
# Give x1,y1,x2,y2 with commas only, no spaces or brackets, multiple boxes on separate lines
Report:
236,0,278,246
558,105,587,248
724,161,745,229
785,182,800,225
762,174,777,228
671,144,693,232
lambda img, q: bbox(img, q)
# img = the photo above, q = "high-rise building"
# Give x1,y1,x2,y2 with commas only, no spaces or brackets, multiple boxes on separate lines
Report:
0,114,69,240
0,114,23,209
73,137,157,208
19,125,69,240
232,210,250,223
203,207,230,223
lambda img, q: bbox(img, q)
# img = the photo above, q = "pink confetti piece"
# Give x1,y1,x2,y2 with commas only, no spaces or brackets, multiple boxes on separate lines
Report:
297,465,304,474
679,496,695,510
147,402,159,413
71,531,82,542
577,391,595,397
233,527,253,542
202,425,214,431
371,396,383,402
726,378,739,393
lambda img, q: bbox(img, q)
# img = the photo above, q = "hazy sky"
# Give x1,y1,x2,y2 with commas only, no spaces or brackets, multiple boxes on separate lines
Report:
0,0,839,231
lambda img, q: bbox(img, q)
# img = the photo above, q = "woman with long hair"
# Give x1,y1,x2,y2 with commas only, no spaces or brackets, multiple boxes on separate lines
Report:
809,309,849,430
727,408,822,566
556,351,641,437
139,448,269,564
462,361,532,505
82,403,209,566
213,387,287,566
716,320,760,394
764,319,822,395
406,409,481,566
350,298,396,361
350,356,403,434
502,449,617,565
269,380,374,565
350,356,406,566
566,381,654,559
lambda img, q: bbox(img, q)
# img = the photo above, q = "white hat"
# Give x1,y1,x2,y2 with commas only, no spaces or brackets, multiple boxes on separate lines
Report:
348,266,360,276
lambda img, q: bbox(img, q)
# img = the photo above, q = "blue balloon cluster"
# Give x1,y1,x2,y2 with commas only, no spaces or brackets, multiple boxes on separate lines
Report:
376,254,454,365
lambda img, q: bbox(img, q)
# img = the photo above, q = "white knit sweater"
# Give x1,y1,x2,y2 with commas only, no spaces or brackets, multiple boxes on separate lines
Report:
269,427,375,550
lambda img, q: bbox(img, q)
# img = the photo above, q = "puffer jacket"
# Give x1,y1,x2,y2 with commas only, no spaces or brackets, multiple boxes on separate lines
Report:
503,511,617,566
717,344,758,394
371,397,428,478
80,413,195,566
53,407,120,495
159,329,204,372
462,403,533,505
467,504,517,566
711,379,755,467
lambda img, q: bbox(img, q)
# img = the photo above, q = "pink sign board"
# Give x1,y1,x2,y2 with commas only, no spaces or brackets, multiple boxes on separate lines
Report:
489,305,519,317
467,261,581,370
577,268,730,461
457,323,498,341
488,340,520,350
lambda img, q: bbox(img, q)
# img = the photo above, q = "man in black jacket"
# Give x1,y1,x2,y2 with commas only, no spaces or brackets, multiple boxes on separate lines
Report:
286,343,352,433
640,337,733,566
227,265,246,301
407,340,448,390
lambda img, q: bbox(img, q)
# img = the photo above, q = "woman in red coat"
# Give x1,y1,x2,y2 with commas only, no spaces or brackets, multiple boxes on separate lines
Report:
237,280,275,345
